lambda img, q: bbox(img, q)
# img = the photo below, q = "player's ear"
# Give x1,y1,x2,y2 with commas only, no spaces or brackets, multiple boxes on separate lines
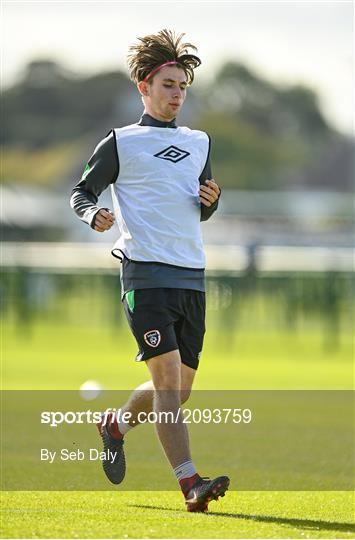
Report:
138,81,149,97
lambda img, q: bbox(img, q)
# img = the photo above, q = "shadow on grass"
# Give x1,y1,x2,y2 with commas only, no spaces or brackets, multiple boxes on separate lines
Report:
129,505,355,534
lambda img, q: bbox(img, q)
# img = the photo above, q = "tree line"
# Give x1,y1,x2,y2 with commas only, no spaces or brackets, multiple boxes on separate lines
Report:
2,60,353,191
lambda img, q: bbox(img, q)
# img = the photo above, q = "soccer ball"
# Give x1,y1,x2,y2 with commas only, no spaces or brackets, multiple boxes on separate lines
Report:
79,379,103,401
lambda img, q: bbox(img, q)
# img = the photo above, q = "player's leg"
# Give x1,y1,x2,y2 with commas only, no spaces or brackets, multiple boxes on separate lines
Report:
175,290,230,511
97,288,187,484
146,346,229,513
113,361,195,428
96,354,194,485
145,349,191,469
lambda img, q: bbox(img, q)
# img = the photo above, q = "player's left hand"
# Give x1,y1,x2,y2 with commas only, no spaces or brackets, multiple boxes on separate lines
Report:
199,179,220,207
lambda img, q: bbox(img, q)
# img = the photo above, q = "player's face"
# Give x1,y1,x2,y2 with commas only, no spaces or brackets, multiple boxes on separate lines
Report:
141,66,188,121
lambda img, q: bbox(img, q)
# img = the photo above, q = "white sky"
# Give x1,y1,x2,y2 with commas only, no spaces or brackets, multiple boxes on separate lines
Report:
1,0,354,135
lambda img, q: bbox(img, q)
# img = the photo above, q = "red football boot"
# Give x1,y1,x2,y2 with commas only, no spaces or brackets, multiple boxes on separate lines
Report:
184,475,230,512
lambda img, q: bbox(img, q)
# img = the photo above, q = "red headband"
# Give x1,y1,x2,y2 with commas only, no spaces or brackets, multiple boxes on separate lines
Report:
142,61,180,83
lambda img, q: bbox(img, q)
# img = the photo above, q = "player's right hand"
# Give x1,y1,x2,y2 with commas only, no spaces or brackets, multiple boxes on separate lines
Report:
93,209,115,232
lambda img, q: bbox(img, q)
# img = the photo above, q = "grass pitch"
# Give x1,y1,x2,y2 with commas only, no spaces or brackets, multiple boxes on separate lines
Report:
2,320,353,538
2,491,354,538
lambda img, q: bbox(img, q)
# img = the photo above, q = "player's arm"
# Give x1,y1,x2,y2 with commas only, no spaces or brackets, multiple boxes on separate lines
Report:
70,130,119,232
199,138,221,221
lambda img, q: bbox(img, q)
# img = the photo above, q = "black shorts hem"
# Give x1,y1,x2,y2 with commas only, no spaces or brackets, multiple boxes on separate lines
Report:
134,347,199,370
180,357,199,371
134,346,179,363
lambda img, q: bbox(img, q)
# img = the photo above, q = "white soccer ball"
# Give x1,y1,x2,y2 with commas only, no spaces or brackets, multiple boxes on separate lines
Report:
79,380,103,401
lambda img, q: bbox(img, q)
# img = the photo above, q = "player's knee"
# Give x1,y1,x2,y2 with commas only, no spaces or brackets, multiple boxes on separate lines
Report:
154,376,179,392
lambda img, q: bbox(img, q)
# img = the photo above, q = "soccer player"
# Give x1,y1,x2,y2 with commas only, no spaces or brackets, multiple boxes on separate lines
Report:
70,29,229,512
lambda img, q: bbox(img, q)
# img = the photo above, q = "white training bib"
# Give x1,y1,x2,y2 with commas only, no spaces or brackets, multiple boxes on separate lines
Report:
110,124,209,268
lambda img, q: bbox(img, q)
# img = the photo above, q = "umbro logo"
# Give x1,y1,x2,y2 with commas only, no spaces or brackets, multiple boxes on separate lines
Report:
154,145,190,163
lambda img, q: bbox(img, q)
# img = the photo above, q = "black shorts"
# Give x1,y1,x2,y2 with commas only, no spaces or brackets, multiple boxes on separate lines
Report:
122,288,205,370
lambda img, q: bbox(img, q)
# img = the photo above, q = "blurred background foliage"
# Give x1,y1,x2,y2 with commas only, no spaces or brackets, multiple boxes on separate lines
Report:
2,59,353,191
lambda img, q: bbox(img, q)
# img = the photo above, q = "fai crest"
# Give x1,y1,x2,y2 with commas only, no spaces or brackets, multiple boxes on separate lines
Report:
154,145,190,163
144,329,161,348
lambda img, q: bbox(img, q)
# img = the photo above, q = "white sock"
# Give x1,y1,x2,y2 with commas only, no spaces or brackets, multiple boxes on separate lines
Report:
173,460,197,481
116,409,134,435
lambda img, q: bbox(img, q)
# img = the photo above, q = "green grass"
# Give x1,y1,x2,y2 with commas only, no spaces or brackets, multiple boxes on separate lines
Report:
2,319,353,538
2,322,352,390
2,491,354,539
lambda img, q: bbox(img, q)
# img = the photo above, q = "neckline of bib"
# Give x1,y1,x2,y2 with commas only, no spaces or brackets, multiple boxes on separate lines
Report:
138,113,177,129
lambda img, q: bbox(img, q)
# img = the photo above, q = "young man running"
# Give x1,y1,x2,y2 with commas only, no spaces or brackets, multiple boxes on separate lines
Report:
70,29,229,512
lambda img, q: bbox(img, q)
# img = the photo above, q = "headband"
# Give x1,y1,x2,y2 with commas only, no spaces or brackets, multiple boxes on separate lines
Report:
142,61,180,83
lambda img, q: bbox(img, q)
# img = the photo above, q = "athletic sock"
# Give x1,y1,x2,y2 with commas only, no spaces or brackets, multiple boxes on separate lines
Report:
106,411,133,440
174,460,201,496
